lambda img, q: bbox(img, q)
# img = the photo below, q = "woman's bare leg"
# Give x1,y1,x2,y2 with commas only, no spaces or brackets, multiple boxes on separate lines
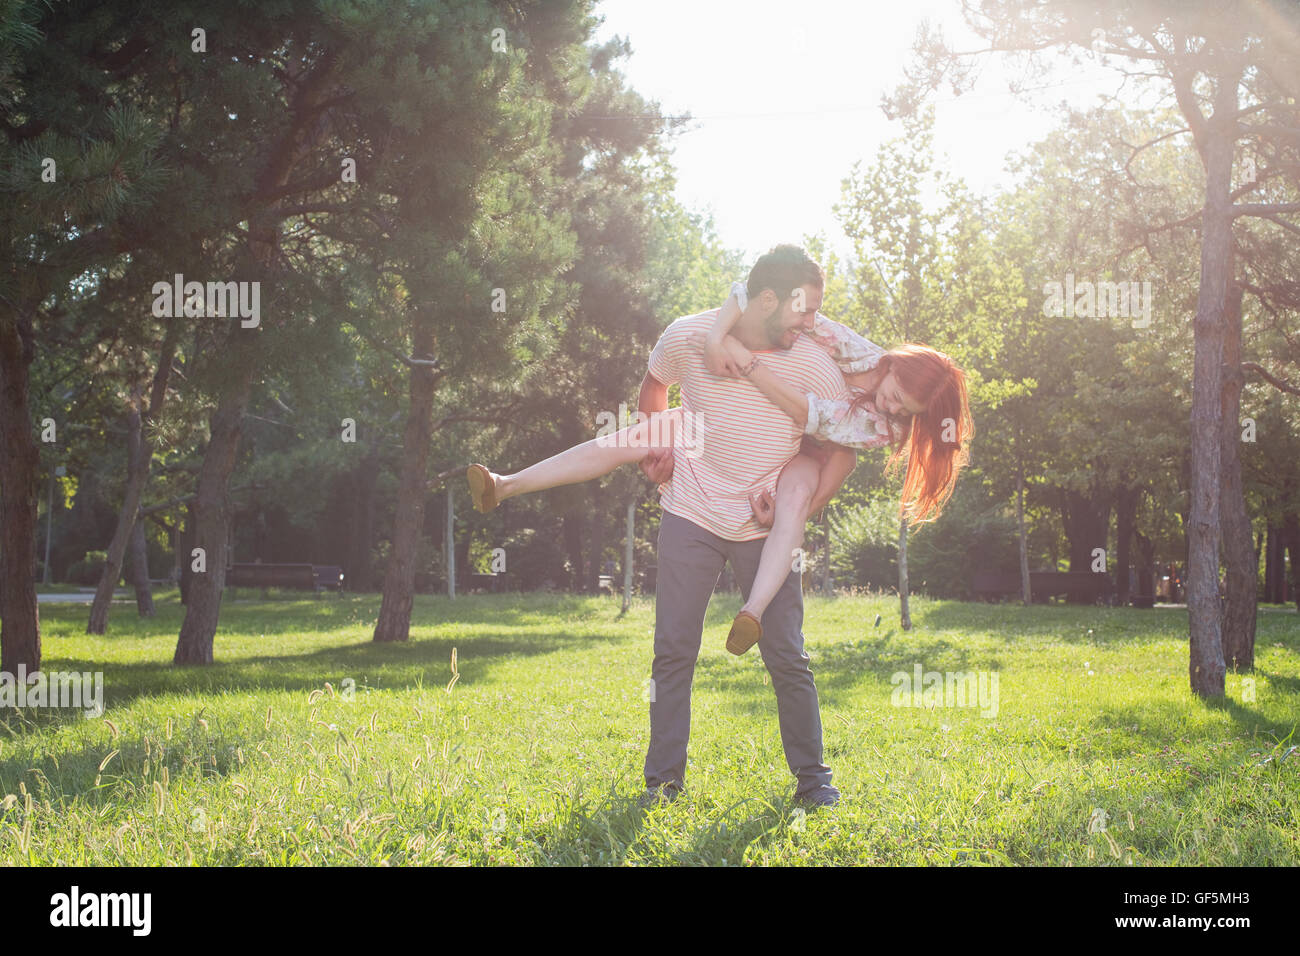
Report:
741,454,820,620
488,410,681,503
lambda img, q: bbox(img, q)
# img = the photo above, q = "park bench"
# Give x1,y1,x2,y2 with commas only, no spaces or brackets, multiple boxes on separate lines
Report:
1030,571,1115,604
462,572,506,594
313,566,345,593
225,563,344,597
972,570,1023,601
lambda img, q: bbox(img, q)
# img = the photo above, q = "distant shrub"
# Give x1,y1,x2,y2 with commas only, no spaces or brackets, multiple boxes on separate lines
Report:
500,527,569,591
829,485,1021,599
66,549,111,586
830,498,899,590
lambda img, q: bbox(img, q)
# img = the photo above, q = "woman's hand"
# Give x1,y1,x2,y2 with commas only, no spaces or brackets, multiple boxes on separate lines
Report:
704,335,741,377
703,290,747,376
688,330,744,377
724,335,755,370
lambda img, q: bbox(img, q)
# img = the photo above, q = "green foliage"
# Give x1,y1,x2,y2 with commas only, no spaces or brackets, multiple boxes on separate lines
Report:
830,497,899,589
497,527,569,591
10,0,1296,633
65,549,109,586
908,488,1021,600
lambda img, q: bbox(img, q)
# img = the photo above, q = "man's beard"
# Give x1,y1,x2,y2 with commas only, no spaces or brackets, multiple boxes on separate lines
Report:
764,308,793,349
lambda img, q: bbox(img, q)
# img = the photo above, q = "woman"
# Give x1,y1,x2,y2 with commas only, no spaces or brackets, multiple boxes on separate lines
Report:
466,285,973,654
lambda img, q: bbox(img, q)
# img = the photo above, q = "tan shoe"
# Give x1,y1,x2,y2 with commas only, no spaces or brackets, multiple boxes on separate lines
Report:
466,464,499,513
726,610,763,656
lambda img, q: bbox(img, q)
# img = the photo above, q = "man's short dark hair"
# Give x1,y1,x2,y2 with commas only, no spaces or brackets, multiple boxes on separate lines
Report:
746,244,825,303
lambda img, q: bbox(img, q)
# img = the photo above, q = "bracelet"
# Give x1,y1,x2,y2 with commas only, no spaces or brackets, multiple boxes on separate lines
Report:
739,356,760,377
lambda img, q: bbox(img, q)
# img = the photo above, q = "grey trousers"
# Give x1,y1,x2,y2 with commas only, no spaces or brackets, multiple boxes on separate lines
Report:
644,509,832,796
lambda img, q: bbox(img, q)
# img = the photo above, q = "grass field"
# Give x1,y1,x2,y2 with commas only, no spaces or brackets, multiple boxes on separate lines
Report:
2,591,1296,866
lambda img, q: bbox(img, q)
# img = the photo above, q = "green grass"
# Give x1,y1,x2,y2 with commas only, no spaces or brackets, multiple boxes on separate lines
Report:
2,591,1297,866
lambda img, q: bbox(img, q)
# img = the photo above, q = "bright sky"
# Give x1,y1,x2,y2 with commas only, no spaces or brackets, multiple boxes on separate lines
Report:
593,0,1136,263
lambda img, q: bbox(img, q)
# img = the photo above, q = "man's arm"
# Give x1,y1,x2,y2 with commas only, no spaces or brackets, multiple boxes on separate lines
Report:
637,371,674,484
638,370,668,416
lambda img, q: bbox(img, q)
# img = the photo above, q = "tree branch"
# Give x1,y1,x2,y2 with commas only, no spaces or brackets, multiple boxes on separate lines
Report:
1232,202,1300,217
1242,362,1300,397
139,483,264,518
1122,126,1192,185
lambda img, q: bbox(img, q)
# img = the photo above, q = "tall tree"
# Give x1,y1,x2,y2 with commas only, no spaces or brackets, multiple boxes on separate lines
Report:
891,0,1300,696
1,0,167,676
86,298,179,632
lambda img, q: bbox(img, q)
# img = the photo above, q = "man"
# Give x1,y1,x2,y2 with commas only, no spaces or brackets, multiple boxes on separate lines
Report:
637,244,856,809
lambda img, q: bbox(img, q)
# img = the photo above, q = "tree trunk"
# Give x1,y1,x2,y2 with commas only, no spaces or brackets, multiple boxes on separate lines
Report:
588,486,606,593
1286,513,1300,614
1062,487,1111,583
0,309,42,678
179,501,196,605
87,389,146,633
444,484,456,599
1219,281,1255,671
1114,485,1138,605
562,509,585,591
174,208,277,665
344,450,379,591
42,469,55,585
88,325,177,633
1263,522,1282,603
173,365,256,664
620,495,635,615
252,508,268,562
1135,532,1156,602
128,518,155,617
1017,464,1032,605
898,517,911,630
1184,77,1238,698
453,504,470,591
373,319,438,642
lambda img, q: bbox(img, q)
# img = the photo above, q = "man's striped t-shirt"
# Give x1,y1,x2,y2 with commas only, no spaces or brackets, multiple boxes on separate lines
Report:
647,309,852,542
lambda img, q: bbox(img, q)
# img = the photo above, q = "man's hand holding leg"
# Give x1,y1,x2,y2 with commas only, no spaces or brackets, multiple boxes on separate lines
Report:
640,447,675,486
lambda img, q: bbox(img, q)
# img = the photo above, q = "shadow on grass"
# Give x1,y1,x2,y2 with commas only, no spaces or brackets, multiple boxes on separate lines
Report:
523,788,651,864
693,630,1005,706
0,714,258,803
522,782,794,865
910,600,1195,644
1254,669,1300,696
30,624,629,719
37,590,648,634
1093,695,1298,750
20,593,644,734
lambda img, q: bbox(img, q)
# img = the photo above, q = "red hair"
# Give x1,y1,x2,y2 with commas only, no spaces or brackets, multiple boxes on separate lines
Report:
852,344,973,526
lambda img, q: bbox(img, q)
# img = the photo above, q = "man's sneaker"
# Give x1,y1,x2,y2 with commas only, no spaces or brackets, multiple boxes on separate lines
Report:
639,783,684,808
793,784,840,810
